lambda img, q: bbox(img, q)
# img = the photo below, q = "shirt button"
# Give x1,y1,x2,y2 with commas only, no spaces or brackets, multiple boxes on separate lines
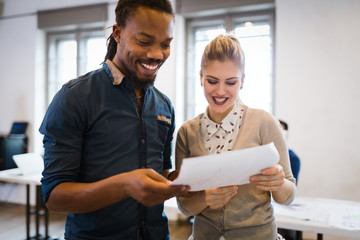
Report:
141,139,145,144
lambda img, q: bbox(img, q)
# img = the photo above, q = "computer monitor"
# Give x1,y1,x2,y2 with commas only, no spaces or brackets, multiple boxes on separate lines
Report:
9,122,28,136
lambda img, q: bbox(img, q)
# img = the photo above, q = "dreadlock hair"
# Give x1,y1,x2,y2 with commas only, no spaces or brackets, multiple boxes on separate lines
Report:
104,0,175,61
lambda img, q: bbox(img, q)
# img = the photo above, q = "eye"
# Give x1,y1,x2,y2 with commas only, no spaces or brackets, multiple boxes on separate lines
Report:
226,81,237,86
136,39,150,46
161,43,170,49
207,79,217,85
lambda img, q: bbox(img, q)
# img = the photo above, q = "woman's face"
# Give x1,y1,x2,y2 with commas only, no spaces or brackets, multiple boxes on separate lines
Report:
201,59,244,123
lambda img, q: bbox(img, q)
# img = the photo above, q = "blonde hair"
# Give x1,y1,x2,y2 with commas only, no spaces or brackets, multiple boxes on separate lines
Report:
200,34,245,75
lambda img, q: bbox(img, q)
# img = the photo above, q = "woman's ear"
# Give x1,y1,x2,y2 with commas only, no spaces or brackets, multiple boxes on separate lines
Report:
240,73,245,89
112,24,121,43
200,71,203,86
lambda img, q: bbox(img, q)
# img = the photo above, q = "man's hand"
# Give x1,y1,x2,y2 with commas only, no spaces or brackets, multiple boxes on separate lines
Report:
167,169,196,198
124,169,189,206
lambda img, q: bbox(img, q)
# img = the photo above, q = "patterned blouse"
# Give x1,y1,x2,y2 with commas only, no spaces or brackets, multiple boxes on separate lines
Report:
200,98,244,154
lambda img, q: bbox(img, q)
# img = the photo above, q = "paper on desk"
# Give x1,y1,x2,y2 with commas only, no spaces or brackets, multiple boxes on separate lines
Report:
171,142,279,191
329,206,360,230
273,200,332,223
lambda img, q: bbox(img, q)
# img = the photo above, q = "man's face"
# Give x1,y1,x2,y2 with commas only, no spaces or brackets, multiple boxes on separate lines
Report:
112,6,174,88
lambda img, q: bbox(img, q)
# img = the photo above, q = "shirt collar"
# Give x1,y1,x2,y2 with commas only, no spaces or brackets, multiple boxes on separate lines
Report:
220,100,242,132
202,99,243,136
202,110,220,137
105,59,125,85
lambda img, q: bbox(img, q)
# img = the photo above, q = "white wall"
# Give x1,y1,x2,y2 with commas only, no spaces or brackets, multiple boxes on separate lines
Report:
0,0,359,204
276,0,360,201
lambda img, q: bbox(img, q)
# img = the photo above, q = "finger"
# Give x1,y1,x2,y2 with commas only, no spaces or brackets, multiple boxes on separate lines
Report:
144,169,171,184
261,164,283,175
140,171,188,199
209,186,237,195
144,170,190,195
256,177,284,187
255,179,284,191
250,171,284,183
208,191,237,209
141,184,188,206
207,191,235,202
168,170,179,181
256,184,282,192
180,191,196,198
206,187,237,202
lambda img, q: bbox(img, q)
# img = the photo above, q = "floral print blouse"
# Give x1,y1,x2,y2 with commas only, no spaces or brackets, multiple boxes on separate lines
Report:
200,98,244,154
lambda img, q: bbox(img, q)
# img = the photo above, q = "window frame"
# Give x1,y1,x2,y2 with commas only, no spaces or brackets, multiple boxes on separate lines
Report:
184,9,276,120
45,27,105,105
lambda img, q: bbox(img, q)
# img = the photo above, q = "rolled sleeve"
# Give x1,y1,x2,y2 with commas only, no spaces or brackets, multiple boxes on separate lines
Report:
39,84,85,203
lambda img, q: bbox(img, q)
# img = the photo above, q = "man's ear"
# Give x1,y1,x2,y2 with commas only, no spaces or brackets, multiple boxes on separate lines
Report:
112,24,121,43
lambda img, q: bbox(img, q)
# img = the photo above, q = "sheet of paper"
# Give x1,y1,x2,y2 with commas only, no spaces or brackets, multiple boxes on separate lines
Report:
329,206,360,230
273,200,332,223
171,142,279,191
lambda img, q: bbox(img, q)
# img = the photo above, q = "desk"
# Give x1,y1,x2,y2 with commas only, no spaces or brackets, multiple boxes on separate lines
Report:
0,168,57,240
274,197,360,240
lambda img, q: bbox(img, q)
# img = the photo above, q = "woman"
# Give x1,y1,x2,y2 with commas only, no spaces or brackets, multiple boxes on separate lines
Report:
175,35,296,240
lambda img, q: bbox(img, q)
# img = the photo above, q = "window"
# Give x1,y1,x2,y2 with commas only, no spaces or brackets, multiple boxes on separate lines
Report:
46,29,106,104
185,11,275,120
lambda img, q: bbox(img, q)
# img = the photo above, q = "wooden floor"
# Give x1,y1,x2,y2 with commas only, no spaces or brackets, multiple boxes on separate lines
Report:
0,202,192,240
1,202,354,240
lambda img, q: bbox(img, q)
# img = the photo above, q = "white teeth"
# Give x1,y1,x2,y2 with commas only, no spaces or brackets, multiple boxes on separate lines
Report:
214,97,227,103
141,63,158,70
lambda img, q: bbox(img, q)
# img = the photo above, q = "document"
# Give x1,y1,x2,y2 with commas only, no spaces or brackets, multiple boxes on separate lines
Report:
171,142,279,191
329,206,360,230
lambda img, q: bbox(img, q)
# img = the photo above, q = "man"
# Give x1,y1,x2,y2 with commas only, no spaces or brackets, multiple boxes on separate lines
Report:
278,120,301,240
279,120,301,183
39,0,188,239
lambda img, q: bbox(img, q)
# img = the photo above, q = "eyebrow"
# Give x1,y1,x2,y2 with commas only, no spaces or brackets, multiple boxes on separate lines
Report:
136,32,173,42
206,75,239,81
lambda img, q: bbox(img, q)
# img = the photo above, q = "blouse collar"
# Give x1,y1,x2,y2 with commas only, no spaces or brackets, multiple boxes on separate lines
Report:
202,98,243,137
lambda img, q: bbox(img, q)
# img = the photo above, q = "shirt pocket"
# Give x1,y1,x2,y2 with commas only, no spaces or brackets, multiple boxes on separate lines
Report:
157,116,171,143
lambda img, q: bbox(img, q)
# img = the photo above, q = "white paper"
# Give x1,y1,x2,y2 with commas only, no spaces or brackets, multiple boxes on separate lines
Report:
329,206,360,230
171,142,279,191
274,198,360,231
273,200,332,223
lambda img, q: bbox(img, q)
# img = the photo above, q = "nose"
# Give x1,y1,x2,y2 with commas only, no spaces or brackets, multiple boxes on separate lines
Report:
146,46,165,60
215,82,226,95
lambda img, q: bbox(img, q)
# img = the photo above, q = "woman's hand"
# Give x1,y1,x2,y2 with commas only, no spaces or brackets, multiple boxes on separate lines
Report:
204,185,238,209
249,164,285,192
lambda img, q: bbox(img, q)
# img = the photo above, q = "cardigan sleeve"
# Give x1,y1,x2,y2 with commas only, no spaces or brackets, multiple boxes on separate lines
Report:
258,110,297,204
175,124,189,170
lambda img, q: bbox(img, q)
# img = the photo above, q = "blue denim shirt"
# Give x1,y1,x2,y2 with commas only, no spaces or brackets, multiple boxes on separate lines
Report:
39,62,174,240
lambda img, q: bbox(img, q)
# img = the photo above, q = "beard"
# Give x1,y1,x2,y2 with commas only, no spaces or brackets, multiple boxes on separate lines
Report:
129,71,155,90
128,59,161,89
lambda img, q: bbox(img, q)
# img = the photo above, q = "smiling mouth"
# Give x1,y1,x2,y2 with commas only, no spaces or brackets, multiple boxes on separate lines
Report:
213,97,228,104
141,62,159,70
139,60,162,73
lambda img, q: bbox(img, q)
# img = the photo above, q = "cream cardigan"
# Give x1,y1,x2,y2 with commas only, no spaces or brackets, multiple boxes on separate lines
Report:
175,105,296,240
